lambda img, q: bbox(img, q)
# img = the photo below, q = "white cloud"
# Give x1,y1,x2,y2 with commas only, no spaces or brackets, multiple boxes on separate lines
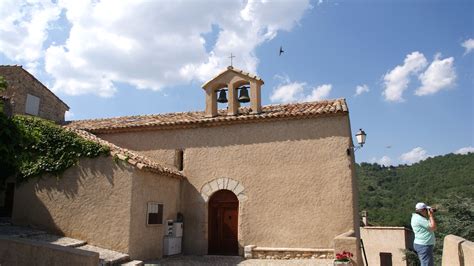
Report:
0,0,61,71
305,84,332,101
454,146,474,155
382,52,428,102
369,156,392,166
270,80,305,103
270,75,332,103
378,156,392,166
415,54,456,96
38,0,311,97
461,38,474,55
400,147,429,164
354,84,369,96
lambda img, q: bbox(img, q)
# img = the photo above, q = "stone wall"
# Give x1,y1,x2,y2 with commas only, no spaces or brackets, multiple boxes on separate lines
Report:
12,157,134,254
12,155,182,260
1,96,13,118
360,226,412,266
244,245,334,260
0,236,98,266
128,168,181,259
442,234,474,266
0,66,68,123
98,114,360,257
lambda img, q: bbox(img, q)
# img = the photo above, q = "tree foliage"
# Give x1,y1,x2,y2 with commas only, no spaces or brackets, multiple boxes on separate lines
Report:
357,154,474,263
0,114,109,183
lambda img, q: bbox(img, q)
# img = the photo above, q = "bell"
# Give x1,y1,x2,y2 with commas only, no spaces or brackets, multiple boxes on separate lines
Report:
217,89,228,103
238,86,250,103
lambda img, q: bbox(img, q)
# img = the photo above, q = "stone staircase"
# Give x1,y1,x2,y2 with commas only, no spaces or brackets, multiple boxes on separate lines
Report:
0,220,141,265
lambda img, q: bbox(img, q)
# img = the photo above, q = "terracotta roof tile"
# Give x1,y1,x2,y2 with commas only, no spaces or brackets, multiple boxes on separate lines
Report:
202,66,264,88
68,128,184,179
67,98,348,133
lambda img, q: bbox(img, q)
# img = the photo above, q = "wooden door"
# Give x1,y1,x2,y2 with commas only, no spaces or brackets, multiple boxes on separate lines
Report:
208,190,238,255
380,252,393,266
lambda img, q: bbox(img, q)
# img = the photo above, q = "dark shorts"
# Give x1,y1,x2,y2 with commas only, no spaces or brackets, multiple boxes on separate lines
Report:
414,243,434,266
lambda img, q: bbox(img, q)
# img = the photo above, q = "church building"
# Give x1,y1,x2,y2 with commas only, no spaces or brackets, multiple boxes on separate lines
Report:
12,67,362,264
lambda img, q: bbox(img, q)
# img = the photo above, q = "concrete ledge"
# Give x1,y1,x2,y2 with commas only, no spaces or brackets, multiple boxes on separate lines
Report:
442,234,474,266
334,230,361,265
253,247,334,252
0,236,99,266
245,245,334,260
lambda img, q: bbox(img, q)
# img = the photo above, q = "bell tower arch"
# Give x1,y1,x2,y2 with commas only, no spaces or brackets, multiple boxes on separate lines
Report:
202,66,264,117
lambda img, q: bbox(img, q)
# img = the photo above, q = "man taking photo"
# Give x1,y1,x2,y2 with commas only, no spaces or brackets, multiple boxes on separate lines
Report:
411,202,437,266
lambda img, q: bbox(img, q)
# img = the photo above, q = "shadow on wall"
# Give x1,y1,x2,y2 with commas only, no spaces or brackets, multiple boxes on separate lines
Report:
33,156,119,201
12,156,124,236
100,115,351,151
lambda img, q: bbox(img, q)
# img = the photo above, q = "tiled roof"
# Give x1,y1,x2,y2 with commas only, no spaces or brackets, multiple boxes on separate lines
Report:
68,128,184,179
0,65,70,109
202,66,264,88
67,98,348,133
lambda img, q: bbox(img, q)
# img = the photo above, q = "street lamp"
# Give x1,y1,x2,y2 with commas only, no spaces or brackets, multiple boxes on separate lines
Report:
347,128,367,155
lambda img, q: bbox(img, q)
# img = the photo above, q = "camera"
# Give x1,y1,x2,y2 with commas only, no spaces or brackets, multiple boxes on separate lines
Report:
427,207,437,212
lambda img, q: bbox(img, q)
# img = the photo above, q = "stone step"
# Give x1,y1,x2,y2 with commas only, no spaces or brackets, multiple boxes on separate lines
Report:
120,260,144,266
22,233,87,248
0,225,46,237
77,244,130,265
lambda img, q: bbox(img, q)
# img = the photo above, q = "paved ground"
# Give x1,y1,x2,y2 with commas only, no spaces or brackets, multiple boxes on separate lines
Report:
144,255,334,266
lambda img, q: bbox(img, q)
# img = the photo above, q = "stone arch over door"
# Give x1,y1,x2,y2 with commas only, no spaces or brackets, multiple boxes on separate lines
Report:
200,178,247,203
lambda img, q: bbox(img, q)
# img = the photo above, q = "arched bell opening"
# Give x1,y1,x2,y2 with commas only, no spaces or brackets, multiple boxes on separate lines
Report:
215,85,229,111
208,189,239,255
215,82,251,109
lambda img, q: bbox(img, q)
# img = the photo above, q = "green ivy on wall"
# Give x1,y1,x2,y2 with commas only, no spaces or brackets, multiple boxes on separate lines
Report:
0,114,109,183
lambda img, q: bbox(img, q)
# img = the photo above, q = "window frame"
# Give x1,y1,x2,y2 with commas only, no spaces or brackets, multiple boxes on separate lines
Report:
146,202,164,226
25,94,40,116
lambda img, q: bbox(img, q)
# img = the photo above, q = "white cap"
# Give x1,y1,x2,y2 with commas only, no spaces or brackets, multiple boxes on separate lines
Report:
416,202,431,210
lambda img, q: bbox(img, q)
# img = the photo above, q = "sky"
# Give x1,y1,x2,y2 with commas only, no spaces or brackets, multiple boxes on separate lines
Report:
0,0,473,165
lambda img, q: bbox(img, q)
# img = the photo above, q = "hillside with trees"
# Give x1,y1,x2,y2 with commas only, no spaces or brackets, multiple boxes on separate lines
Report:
357,153,474,263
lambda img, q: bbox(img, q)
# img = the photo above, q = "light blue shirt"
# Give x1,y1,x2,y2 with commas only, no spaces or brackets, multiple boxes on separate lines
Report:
411,213,435,246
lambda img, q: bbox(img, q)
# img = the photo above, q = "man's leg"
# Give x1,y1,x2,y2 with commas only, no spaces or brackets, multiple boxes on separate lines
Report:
414,243,434,266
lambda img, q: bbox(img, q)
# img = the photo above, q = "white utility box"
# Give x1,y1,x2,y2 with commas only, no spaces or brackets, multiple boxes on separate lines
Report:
173,222,183,237
163,236,182,256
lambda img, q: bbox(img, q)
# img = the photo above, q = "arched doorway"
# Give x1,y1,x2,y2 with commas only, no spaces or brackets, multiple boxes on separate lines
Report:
208,189,239,255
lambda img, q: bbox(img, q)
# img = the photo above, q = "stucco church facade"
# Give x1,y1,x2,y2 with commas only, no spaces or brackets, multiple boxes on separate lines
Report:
12,67,362,263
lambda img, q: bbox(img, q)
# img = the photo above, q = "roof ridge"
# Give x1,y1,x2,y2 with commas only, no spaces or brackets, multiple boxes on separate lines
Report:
202,66,263,88
68,128,184,179
68,98,346,123
66,98,349,133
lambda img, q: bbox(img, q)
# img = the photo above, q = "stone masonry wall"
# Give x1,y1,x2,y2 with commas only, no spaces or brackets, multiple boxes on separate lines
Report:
0,66,68,123
244,246,334,260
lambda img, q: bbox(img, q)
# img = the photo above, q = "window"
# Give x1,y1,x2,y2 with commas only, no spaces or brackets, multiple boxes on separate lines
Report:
175,149,184,171
147,202,163,225
25,94,40,116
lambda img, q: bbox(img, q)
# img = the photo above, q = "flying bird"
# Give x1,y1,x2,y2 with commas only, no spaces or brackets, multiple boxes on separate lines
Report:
279,46,284,56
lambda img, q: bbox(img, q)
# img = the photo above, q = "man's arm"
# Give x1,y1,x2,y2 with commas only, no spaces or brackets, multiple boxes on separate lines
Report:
428,209,436,231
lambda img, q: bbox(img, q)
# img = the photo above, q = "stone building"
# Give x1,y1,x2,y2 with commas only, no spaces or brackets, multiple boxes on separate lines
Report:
0,65,69,123
12,67,362,264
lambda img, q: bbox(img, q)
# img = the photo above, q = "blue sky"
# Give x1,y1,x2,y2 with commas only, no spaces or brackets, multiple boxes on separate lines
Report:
0,0,472,165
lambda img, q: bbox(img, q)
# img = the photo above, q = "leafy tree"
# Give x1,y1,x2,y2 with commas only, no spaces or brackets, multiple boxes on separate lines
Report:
357,154,474,263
